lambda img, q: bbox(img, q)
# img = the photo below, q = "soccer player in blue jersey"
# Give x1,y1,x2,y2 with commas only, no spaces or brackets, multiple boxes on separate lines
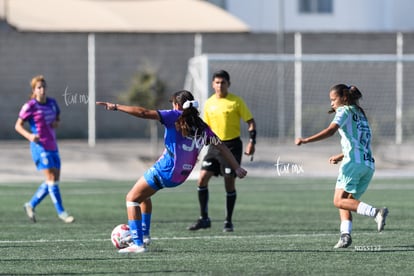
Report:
97,90,247,253
295,84,388,248
15,75,74,223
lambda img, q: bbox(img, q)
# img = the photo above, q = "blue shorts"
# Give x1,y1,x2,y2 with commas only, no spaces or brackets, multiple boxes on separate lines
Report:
30,142,61,171
144,167,181,191
335,162,374,199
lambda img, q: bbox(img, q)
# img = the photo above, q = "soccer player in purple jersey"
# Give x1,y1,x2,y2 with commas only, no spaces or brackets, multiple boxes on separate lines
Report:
97,90,247,253
15,75,74,223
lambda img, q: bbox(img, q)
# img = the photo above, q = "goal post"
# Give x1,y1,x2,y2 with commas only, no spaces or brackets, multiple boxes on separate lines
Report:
184,51,414,144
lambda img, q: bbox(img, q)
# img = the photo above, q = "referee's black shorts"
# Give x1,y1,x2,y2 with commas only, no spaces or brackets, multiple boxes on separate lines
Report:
201,137,242,177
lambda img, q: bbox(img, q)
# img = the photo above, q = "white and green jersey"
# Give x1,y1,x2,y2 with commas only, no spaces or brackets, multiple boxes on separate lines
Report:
332,105,375,170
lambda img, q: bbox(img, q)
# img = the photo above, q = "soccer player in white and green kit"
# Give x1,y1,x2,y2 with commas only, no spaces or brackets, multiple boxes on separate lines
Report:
295,84,388,248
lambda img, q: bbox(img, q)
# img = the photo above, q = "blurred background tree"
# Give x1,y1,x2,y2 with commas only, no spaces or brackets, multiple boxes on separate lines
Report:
119,68,167,157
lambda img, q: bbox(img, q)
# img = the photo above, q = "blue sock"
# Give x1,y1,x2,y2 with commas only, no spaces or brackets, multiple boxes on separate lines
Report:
142,213,152,236
29,182,49,208
128,219,143,246
47,182,65,214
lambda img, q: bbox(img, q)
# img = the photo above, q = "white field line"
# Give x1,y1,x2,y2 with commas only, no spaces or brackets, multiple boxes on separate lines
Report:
0,232,381,244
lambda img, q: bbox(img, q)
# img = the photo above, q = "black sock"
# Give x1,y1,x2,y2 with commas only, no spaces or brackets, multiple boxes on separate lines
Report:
198,187,209,219
225,190,237,222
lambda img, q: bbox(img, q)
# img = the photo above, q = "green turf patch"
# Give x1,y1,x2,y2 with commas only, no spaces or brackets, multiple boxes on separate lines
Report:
0,177,413,275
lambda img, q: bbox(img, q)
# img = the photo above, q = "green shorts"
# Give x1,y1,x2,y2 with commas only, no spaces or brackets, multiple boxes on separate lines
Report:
335,162,375,199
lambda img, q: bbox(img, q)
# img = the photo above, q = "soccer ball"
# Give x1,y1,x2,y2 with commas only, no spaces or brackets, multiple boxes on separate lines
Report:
111,224,132,249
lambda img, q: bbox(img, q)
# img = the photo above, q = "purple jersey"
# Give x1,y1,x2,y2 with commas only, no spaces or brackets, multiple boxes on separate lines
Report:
18,97,60,151
154,109,217,184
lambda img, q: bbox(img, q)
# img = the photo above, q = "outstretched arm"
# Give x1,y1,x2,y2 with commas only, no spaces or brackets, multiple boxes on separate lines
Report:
96,102,160,120
295,123,339,145
213,142,247,178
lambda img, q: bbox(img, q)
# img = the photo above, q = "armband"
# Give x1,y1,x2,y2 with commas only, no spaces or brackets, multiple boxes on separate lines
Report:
249,130,257,144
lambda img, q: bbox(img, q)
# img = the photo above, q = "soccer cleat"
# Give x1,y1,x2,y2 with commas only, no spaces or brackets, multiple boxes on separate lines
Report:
24,202,36,223
223,221,234,232
374,207,389,232
143,236,152,246
58,211,75,223
187,217,211,231
118,244,147,254
333,233,352,248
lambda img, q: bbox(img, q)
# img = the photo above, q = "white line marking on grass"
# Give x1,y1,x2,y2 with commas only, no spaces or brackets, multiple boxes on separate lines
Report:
0,238,108,244
1,230,397,245
0,232,356,244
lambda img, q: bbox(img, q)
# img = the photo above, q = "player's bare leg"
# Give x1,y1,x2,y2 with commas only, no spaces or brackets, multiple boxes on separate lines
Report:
120,177,156,253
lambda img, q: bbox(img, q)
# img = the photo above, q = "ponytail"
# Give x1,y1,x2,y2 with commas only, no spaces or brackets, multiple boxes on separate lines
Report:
347,85,366,117
171,90,207,137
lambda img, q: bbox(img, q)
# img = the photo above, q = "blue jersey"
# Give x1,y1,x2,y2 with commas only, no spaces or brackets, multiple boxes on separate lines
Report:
153,109,217,185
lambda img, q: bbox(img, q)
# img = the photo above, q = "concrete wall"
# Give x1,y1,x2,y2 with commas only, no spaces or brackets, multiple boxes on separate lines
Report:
1,25,413,140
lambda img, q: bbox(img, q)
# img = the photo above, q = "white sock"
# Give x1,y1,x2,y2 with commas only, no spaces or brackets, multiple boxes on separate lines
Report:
356,202,377,217
340,220,352,234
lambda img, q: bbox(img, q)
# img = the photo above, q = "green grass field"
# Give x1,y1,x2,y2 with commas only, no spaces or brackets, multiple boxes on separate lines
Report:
0,177,413,275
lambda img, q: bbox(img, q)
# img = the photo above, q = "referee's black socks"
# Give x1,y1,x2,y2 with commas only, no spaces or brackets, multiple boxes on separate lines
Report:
197,186,209,219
